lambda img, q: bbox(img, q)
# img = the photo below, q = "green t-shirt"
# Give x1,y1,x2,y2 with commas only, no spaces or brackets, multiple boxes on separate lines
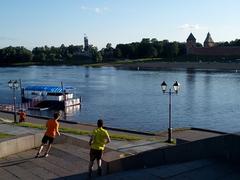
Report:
91,127,110,150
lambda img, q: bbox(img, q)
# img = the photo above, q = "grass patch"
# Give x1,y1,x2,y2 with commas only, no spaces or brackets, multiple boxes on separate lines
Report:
0,132,15,138
59,127,91,136
85,58,163,67
15,122,45,129
113,58,162,64
109,133,141,141
16,122,142,141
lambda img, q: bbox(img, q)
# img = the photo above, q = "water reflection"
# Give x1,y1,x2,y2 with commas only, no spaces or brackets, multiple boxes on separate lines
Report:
63,105,81,119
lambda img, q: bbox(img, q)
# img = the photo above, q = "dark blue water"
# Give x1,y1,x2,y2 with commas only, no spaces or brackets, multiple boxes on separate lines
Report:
1,66,240,133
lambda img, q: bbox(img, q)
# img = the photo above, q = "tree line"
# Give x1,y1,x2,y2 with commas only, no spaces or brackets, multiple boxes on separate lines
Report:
1,38,240,65
0,38,187,65
216,39,240,47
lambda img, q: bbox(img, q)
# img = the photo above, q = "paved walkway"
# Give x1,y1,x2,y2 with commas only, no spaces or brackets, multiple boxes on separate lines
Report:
0,143,92,179
97,159,240,180
0,111,228,179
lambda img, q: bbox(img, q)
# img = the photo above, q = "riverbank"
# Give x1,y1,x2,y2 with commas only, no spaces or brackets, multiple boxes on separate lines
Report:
3,58,240,71
0,111,157,139
108,61,240,71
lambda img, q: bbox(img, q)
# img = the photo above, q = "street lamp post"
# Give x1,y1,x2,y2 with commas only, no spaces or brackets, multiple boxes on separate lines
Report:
8,80,19,123
161,81,180,143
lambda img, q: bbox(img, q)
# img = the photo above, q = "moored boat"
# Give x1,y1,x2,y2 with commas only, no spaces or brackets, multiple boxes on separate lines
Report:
21,85,81,110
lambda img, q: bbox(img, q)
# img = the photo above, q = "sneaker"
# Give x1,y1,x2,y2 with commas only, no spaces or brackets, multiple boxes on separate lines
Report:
35,153,40,158
97,167,102,176
43,153,49,158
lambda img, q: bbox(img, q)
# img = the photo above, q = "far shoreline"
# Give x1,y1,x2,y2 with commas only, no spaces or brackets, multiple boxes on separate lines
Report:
108,61,240,71
2,60,240,71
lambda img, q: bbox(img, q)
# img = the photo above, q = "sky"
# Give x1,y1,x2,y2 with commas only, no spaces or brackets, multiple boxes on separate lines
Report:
0,0,240,50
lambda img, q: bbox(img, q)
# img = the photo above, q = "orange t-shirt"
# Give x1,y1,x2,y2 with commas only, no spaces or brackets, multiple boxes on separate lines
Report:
45,119,59,138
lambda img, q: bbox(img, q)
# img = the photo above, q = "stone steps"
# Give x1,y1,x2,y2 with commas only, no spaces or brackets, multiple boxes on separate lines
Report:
0,144,93,179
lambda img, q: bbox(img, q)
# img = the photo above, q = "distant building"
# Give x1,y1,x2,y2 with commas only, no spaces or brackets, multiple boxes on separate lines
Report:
204,32,215,48
84,34,89,52
186,33,240,56
74,34,92,58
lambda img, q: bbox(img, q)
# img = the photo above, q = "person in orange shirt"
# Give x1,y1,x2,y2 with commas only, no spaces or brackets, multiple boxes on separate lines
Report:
35,112,61,158
18,109,26,122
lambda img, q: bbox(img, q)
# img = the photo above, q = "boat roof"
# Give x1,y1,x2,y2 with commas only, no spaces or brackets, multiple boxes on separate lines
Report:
24,85,74,93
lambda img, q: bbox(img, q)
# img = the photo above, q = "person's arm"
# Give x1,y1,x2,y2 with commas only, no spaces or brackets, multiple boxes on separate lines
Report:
105,131,111,144
89,134,94,146
56,123,60,136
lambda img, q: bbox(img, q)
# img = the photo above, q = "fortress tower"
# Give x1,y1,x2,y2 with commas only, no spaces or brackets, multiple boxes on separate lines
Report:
186,33,196,54
84,34,89,51
186,32,240,56
204,32,214,47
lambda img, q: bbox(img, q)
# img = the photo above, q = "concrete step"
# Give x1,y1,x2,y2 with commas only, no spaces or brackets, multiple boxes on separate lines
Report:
54,143,127,162
54,143,90,162
0,146,91,179
99,159,240,180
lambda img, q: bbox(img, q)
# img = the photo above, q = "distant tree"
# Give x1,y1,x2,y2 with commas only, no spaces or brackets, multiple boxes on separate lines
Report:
151,38,158,44
196,43,203,47
141,38,151,44
113,47,122,58
91,47,102,63
32,47,46,62
170,42,179,57
178,43,186,56
102,43,114,60
0,46,32,64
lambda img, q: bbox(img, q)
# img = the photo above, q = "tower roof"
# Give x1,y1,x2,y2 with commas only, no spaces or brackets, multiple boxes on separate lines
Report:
187,33,196,41
204,32,214,43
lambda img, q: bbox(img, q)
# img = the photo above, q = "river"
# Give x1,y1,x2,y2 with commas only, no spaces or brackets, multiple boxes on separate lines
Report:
1,65,240,133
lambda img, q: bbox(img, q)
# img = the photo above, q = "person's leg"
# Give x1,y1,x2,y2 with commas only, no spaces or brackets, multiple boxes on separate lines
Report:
96,150,103,176
88,160,94,175
97,159,102,168
89,149,95,177
35,143,44,158
44,143,52,157
97,159,102,176
43,136,54,157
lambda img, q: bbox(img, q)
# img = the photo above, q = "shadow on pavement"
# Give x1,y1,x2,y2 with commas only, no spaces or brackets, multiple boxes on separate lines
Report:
0,157,34,167
54,172,90,180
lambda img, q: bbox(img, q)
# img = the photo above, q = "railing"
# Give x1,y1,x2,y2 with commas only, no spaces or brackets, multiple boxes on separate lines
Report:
64,98,80,107
0,104,15,112
0,98,42,112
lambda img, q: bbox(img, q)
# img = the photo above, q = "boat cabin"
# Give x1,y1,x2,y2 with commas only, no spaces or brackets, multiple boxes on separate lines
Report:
21,85,80,109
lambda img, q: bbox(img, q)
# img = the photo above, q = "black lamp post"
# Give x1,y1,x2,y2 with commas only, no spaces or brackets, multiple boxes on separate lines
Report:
161,81,180,143
8,80,19,123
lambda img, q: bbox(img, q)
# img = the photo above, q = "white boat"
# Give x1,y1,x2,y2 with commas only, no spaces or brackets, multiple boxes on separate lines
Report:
21,85,81,110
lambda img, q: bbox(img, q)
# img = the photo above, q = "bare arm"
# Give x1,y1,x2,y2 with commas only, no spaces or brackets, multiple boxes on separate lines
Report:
89,135,94,146
56,123,60,136
106,133,111,144
57,130,60,136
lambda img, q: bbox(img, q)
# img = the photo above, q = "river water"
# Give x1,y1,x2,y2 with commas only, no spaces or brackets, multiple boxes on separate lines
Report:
1,66,240,133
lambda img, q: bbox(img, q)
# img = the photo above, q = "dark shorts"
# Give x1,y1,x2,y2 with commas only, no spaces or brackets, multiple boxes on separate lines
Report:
90,148,103,161
42,135,54,144
19,118,25,122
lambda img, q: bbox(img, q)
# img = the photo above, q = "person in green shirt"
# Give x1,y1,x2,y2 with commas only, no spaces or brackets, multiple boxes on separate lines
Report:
88,119,111,177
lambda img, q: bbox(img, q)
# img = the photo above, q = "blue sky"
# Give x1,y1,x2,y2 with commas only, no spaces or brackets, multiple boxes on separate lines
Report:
0,0,240,49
